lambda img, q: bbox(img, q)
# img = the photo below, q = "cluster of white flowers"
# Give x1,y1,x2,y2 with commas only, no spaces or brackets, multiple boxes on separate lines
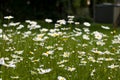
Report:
1,15,120,79
26,20,41,30
67,15,75,24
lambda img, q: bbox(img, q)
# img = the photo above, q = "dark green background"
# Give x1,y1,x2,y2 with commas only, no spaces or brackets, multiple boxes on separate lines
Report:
0,0,114,21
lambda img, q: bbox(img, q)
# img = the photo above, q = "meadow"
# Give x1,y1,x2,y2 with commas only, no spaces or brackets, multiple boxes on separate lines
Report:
0,16,120,80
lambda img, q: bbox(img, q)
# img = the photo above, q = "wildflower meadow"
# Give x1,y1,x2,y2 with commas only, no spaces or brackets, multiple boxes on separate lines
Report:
0,16,120,80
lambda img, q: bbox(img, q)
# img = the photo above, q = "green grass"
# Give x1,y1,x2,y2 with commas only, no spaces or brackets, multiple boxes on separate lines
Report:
0,19,120,80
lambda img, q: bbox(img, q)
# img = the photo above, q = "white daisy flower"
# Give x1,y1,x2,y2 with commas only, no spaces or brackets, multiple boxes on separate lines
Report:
0,58,6,66
83,34,90,40
0,29,3,34
57,19,66,25
67,15,75,19
101,25,110,30
4,16,14,19
57,76,66,80
108,64,119,69
83,22,91,26
45,19,53,23
37,68,52,74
